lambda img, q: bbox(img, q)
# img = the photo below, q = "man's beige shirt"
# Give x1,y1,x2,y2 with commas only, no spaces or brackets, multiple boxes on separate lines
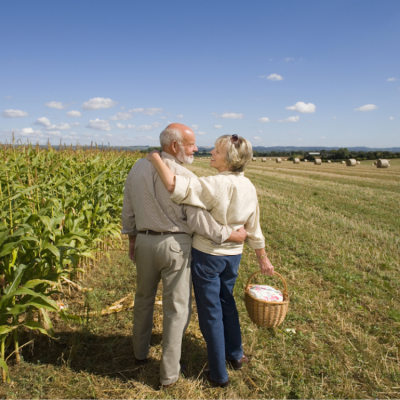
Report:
171,171,265,255
121,152,232,243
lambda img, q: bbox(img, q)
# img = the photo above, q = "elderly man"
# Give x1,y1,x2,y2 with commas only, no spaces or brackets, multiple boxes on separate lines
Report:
121,123,246,388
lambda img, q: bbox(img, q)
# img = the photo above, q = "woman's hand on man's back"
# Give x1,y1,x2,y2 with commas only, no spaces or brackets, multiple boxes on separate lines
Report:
146,150,161,161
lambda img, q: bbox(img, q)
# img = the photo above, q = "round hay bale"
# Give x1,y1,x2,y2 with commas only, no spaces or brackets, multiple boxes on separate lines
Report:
346,159,357,167
357,161,360,165
293,158,300,164
252,157,257,161
304,159,308,162
341,161,346,164
374,161,377,165
262,158,267,162
327,160,331,163
276,158,282,163
314,158,322,165
377,159,390,168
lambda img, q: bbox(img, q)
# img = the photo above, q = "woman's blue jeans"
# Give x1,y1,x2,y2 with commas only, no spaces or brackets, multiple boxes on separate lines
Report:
191,248,243,384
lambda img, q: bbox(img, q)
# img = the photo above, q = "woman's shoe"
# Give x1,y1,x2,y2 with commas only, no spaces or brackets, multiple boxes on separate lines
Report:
203,370,230,388
134,357,148,365
227,354,250,370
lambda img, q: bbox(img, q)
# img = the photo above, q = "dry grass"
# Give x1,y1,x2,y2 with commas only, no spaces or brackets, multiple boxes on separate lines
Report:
1,158,400,399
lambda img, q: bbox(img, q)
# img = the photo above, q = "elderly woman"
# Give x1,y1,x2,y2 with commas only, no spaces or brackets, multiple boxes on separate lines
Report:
147,134,274,387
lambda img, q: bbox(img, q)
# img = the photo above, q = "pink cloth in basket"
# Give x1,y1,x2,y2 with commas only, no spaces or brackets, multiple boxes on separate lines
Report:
248,285,283,302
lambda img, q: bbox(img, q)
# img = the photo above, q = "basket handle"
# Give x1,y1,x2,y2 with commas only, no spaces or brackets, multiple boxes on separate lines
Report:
245,271,288,298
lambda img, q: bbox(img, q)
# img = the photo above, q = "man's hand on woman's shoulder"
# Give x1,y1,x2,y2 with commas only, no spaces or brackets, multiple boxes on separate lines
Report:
226,226,247,244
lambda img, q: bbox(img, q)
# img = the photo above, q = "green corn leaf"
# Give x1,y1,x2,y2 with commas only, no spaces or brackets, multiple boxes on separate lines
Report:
40,309,55,336
42,243,60,258
0,287,57,309
0,358,9,381
38,215,53,231
23,320,52,336
0,242,18,258
0,231,8,247
3,185,40,202
0,325,18,335
23,279,57,289
3,264,28,295
4,298,58,315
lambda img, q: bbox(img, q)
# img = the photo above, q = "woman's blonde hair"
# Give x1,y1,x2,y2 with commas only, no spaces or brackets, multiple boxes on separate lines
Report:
215,135,253,172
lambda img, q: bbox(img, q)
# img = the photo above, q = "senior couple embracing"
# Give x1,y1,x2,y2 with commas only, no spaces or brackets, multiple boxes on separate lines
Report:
121,123,274,389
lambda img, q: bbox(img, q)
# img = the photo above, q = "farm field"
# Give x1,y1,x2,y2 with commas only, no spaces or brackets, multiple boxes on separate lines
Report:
1,153,400,399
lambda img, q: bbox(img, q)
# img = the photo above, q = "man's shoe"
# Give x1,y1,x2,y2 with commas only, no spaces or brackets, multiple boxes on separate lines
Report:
159,381,176,390
135,357,148,365
227,354,250,370
203,370,230,388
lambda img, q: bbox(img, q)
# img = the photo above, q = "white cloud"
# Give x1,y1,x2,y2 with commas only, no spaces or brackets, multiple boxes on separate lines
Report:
192,124,199,130
46,130,62,136
197,131,207,135
286,102,316,113
260,116,299,123
116,123,135,130
259,130,263,133
333,116,337,119
319,136,326,139
129,107,163,116
2,109,29,118
70,122,80,127
35,117,70,130
35,117,51,127
217,112,244,119
82,97,117,110
135,135,157,142
214,125,222,129
253,136,262,141
176,114,184,119
354,104,378,112
110,112,133,121
5,95,12,99
86,119,111,131
389,117,394,120
66,110,82,117
284,58,294,62
136,122,162,131
280,116,299,122
52,123,70,130
387,78,397,82
20,127,42,136
160,116,167,119
45,101,68,109
260,73,284,81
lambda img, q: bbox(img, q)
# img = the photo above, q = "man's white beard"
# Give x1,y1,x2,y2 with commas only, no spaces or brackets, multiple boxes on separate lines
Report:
177,148,194,164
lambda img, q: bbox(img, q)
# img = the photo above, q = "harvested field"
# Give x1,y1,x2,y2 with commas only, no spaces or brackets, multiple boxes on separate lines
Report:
1,157,399,399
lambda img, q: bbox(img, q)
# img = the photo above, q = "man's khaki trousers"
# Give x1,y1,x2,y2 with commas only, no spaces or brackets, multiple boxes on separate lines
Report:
133,232,192,386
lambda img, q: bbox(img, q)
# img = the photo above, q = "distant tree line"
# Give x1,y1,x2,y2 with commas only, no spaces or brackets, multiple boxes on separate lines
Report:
252,148,400,161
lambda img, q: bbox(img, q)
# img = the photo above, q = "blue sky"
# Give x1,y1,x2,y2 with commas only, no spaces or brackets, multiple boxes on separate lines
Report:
1,0,399,148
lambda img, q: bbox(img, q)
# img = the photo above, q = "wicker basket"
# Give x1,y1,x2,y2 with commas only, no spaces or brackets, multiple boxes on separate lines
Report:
245,271,289,328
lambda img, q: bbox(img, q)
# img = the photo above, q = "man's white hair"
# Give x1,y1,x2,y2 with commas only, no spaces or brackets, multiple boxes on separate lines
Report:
159,127,184,148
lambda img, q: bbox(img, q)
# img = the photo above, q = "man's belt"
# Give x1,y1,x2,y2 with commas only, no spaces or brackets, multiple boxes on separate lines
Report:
138,230,188,235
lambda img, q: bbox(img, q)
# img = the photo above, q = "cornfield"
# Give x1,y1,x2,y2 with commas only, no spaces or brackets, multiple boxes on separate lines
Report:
0,139,140,381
